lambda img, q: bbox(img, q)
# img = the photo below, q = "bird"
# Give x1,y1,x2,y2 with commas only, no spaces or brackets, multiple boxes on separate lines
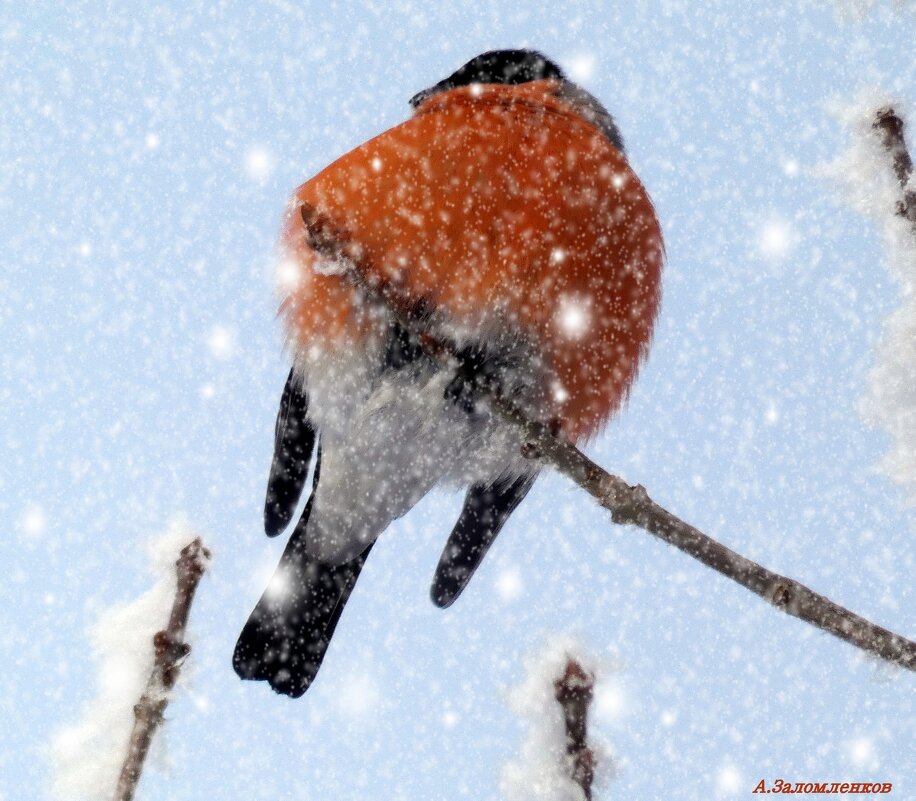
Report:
233,49,664,698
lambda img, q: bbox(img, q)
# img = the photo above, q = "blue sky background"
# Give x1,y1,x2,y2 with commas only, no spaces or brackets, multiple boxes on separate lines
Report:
2,1,914,799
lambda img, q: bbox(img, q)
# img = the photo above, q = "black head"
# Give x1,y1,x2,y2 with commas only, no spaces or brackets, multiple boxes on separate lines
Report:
409,49,565,108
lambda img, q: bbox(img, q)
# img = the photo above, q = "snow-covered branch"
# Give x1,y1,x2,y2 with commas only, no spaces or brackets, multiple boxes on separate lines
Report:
872,107,915,221
553,659,597,800
49,525,210,801
298,202,916,673
502,640,606,801
113,536,210,801
822,96,916,504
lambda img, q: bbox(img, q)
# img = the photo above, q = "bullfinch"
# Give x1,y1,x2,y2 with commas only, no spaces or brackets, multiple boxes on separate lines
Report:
233,49,664,697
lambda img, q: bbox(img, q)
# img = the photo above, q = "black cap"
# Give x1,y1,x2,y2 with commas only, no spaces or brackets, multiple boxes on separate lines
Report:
410,49,564,108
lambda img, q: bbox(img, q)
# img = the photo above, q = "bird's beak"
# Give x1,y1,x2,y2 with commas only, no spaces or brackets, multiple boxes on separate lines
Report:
408,87,435,109
409,78,454,109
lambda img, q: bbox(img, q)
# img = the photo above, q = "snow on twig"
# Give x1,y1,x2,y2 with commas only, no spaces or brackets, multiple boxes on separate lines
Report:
48,523,210,801
113,536,210,801
297,202,916,673
501,639,607,801
822,94,916,504
873,107,916,215
553,659,598,800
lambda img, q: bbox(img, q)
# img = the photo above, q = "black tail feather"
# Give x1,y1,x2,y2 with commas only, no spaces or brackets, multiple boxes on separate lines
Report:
264,368,315,537
430,472,536,608
240,432,370,698
233,522,372,698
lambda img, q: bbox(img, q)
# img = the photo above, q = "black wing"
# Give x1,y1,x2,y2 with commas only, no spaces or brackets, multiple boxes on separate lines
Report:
430,472,537,608
264,368,316,537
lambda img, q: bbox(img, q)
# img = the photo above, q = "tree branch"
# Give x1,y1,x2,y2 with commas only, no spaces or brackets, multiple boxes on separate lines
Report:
873,106,916,228
298,203,916,673
113,538,211,801
554,659,596,801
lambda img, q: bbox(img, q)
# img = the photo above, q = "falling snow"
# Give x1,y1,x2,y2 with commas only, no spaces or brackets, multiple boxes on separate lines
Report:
758,218,795,261
244,146,275,183
1,4,914,801
206,325,236,361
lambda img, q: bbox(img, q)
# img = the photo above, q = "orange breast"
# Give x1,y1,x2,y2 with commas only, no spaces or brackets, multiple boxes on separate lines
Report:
279,80,663,441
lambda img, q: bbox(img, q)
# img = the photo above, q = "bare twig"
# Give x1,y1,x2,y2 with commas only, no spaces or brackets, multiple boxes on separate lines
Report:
501,399,916,670
873,106,916,228
113,538,211,801
554,659,596,801
298,203,916,672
